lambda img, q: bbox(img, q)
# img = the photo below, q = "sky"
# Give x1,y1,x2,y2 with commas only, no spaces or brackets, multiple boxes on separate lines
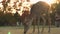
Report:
0,0,58,4
30,0,57,4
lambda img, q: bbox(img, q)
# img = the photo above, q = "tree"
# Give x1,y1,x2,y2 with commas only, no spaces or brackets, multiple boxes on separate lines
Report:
51,3,58,25
4,13,17,26
0,11,5,26
55,2,60,14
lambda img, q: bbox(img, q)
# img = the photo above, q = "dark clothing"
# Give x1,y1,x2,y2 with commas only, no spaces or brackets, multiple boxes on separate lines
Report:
55,14,60,21
55,13,60,27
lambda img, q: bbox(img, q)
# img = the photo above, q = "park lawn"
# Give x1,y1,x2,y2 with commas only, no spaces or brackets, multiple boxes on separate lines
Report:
0,26,60,34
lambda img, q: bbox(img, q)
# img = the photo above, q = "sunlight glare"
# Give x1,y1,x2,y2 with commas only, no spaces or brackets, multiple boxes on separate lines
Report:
0,0,2,2
30,0,57,5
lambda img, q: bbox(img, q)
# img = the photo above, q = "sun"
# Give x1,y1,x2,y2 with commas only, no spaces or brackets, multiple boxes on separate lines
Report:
30,0,57,5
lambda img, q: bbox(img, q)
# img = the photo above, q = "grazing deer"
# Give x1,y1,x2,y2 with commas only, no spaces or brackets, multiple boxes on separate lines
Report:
21,1,51,34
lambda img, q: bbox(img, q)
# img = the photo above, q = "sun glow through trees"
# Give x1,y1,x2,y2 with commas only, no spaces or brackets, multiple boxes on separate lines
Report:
0,0,59,16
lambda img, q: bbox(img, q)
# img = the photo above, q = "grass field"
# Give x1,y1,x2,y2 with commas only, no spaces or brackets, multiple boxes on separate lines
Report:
0,26,60,34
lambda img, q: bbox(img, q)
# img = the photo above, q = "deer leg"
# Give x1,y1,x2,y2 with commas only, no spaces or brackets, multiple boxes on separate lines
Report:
48,17,51,33
32,18,37,34
47,13,51,33
41,17,46,34
33,25,35,33
30,24,35,34
37,17,40,34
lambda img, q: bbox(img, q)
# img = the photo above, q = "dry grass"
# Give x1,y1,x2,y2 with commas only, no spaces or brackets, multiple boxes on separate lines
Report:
0,27,60,34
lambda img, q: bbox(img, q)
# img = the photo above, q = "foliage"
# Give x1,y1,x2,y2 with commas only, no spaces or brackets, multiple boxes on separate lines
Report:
55,2,60,14
0,11,20,26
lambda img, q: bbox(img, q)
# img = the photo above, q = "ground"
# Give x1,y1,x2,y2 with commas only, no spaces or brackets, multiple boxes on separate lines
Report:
0,26,60,34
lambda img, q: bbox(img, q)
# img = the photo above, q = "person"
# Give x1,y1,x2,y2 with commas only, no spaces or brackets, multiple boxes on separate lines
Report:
55,13,60,27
